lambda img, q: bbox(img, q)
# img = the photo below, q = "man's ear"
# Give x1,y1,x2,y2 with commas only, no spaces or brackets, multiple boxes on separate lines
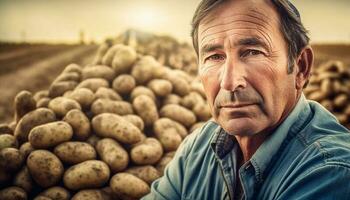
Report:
295,46,314,89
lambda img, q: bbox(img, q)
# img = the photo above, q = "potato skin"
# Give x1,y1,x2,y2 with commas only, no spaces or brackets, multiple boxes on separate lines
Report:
130,138,163,165
122,114,144,131
13,166,33,193
131,56,160,84
156,151,175,175
82,65,116,82
39,186,71,200
0,186,27,200
27,150,64,188
130,86,156,101
94,87,122,101
91,99,133,116
63,160,110,190
49,81,78,98
63,109,91,141
126,165,161,185
132,95,159,126
112,74,136,95
92,113,142,144
76,78,109,92
28,121,73,149
110,173,150,199
54,142,96,165
160,104,196,127
64,88,95,109
111,45,137,75
71,189,111,200
147,79,173,97
48,97,81,117
96,138,129,173
0,148,24,172
19,142,34,159
0,134,18,150
14,108,56,144
14,90,36,123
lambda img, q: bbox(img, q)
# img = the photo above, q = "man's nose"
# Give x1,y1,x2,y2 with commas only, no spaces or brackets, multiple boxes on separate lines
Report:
219,58,247,91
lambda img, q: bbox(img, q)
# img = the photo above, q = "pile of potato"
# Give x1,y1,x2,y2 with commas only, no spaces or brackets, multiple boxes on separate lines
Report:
0,43,210,200
110,29,198,75
304,60,350,129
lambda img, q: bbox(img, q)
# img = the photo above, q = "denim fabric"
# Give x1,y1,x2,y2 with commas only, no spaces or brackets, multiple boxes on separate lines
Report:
142,94,350,200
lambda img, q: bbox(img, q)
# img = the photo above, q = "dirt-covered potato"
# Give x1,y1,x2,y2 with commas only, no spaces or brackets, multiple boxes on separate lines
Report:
126,165,161,185
156,151,176,175
64,88,95,109
49,81,78,98
54,142,96,165
110,173,150,199
147,79,173,97
181,92,205,109
132,95,159,127
13,167,33,193
96,138,129,173
19,142,34,159
131,56,160,84
86,135,101,148
14,108,56,143
154,118,188,138
48,97,81,117
82,65,116,82
94,87,122,101
163,94,181,105
33,90,49,102
14,90,36,123
62,63,82,75
111,45,137,75
160,104,196,127
165,73,190,96
92,113,142,144
27,150,64,188
91,99,133,116
53,72,80,84
122,115,144,131
193,103,212,121
38,186,71,200
0,186,27,200
130,86,156,101
63,160,110,190
36,97,51,108
130,138,163,165
0,134,18,150
112,74,136,95
0,148,24,172
76,78,109,92
71,189,111,200
28,121,73,149
63,109,91,141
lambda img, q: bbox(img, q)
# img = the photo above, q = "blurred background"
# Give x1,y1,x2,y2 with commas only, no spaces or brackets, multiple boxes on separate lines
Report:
0,0,350,125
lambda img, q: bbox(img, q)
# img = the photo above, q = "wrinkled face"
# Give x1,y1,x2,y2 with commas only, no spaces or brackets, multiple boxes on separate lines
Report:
198,0,298,136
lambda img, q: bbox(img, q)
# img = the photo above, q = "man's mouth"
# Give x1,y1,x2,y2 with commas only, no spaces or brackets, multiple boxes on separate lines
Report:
219,103,256,109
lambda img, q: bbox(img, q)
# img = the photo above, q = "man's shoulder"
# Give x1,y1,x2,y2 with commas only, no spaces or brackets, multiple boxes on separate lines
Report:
293,100,350,169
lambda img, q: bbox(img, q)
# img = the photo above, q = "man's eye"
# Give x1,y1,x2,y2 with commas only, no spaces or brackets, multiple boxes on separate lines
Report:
205,54,225,62
241,49,263,57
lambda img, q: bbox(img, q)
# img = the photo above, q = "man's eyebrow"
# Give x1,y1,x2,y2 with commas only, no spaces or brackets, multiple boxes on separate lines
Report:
235,37,269,50
200,43,224,57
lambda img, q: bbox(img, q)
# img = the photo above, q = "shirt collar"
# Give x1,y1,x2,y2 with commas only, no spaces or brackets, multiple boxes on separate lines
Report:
210,94,312,179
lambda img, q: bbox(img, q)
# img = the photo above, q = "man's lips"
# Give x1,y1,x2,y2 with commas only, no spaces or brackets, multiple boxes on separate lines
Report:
219,103,256,109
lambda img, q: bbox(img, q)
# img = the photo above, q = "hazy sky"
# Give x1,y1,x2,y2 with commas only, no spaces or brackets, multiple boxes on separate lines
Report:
0,0,349,43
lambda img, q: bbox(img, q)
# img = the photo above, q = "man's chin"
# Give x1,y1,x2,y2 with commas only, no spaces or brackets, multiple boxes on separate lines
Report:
219,118,259,136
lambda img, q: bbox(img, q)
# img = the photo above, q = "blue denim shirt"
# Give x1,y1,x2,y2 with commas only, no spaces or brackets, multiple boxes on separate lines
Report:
142,94,350,200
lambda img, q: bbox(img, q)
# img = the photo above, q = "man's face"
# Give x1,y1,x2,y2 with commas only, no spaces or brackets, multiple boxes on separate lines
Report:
198,0,298,136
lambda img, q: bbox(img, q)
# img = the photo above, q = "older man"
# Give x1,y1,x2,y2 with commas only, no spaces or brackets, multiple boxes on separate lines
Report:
142,0,350,199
